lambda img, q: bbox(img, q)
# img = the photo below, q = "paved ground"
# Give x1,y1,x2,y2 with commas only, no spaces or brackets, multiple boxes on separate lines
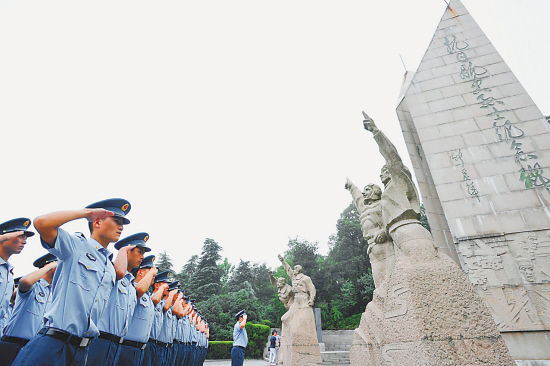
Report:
204,360,350,366
204,360,269,365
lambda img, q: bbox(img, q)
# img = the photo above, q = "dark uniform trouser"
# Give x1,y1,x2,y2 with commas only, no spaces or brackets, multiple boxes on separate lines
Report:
141,341,155,366
151,343,166,366
11,332,88,366
86,337,121,366
117,343,145,366
163,345,172,366
0,339,26,366
169,343,178,366
230,346,245,366
180,344,191,366
175,343,185,366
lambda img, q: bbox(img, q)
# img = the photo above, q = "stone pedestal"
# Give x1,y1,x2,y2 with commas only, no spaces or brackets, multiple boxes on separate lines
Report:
350,252,515,366
280,299,323,366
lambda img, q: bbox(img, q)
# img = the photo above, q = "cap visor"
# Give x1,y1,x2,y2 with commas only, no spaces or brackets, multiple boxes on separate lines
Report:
23,230,35,237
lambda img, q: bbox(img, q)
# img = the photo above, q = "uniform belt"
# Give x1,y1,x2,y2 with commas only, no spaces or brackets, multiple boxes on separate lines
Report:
98,331,124,344
38,327,93,347
173,339,183,345
121,339,147,350
1,335,30,346
234,345,246,350
149,338,169,347
184,342,191,345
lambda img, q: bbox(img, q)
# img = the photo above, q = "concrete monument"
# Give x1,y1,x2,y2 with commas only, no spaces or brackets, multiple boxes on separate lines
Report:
349,114,514,366
395,0,550,362
271,255,322,366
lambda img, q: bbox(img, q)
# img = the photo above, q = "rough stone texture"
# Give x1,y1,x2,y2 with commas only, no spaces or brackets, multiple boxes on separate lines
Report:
395,0,550,360
274,256,322,366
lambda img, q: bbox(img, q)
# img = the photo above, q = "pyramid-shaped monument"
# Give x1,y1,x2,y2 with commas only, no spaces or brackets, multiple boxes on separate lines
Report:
395,0,550,362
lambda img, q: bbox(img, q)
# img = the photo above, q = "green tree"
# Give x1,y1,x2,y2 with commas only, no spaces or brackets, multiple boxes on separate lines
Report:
420,203,431,233
326,202,371,314
192,238,224,301
219,257,234,292
156,250,174,274
227,260,253,293
177,254,199,293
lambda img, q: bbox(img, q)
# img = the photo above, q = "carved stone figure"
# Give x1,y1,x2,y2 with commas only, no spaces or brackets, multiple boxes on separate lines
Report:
274,255,322,366
269,271,295,310
345,180,395,290
349,112,514,366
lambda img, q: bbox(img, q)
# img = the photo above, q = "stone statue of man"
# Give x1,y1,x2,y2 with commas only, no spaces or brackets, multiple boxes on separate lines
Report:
345,179,395,289
278,255,316,307
362,112,437,260
269,271,295,310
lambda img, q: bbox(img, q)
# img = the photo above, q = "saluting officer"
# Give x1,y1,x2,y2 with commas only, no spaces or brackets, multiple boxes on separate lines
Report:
160,281,181,366
87,232,151,366
175,295,191,366
12,198,131,366
0,218,34,336
170,289,185,366
146,271,171,366
180,297,193,366
118,254,158,366
0,253,57,366
231,310,248,366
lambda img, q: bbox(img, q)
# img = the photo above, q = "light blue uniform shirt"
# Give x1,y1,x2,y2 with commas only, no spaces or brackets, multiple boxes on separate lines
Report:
198,331,206,347
190,324,198,343
98,271,137,337
149,301,164,340
0,257,14,336
126,292,154,343
182,316,191,343
158,306,174,343
233,321,248,348
173,316,181,342
42,228,116,338
176,317,184,342
3,278,51,340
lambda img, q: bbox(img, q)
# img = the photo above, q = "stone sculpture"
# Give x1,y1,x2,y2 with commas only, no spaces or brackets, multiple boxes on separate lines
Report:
345,180,395,291
269,271,295,310
269,256,322,366
349,112,515,366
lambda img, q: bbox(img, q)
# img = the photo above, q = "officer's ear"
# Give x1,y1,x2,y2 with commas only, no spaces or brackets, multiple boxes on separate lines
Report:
89,218,103,234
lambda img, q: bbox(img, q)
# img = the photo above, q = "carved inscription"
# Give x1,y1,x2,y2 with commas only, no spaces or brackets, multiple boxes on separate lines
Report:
381,343,414,366
384,285,408,319
445,34,550,196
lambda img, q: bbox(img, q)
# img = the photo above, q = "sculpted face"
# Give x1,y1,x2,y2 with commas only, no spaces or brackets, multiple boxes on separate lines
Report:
277,277,286,289
294,265,303,274
363,184,382,204
380,166,391,186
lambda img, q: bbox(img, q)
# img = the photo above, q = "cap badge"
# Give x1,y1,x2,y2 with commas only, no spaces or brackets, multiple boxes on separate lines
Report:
86,253,96,262
152,257,155,262
144,235,149,242
23,220,30,227
121,204,129,211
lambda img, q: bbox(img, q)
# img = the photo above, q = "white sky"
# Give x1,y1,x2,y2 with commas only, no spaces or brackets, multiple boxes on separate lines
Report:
1,0,549,278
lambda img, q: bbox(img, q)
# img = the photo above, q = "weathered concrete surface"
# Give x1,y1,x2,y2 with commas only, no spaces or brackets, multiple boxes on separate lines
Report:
395,0,550,361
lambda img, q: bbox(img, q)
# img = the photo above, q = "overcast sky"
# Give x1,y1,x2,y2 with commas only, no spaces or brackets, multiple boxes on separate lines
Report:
1,0,548,278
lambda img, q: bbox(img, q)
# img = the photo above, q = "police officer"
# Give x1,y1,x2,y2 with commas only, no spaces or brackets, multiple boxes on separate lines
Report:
0,253,57,366
0,218,34,336
188,305,199,366
146,271,171,366
87,232,151,366
117,255,158,366
12,198,131,366
170,290,185,366
231,310,247,366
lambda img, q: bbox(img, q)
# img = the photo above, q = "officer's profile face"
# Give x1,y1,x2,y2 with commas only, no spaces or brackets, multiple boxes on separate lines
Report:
93,216,124,243
127,247,145,269
1,234,27,255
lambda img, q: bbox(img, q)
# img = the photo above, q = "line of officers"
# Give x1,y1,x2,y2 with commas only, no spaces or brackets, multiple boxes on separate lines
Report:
0,198,210,366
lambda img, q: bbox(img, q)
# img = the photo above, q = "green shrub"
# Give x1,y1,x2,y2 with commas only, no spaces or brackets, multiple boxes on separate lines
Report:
244,322,271,359
206,341,233,359
261,319,273,327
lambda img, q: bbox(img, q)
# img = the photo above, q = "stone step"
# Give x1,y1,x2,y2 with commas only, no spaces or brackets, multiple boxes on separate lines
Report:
321,350,350,365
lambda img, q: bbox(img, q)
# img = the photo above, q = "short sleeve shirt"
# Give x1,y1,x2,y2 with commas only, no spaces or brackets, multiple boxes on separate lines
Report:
3,278,51,340
41,228,116,338
158,306,174,343
233,321,248,348
98,271,137,337
182,315,191,343
149,301,164,340
0,257,14,336
126,292,155,343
